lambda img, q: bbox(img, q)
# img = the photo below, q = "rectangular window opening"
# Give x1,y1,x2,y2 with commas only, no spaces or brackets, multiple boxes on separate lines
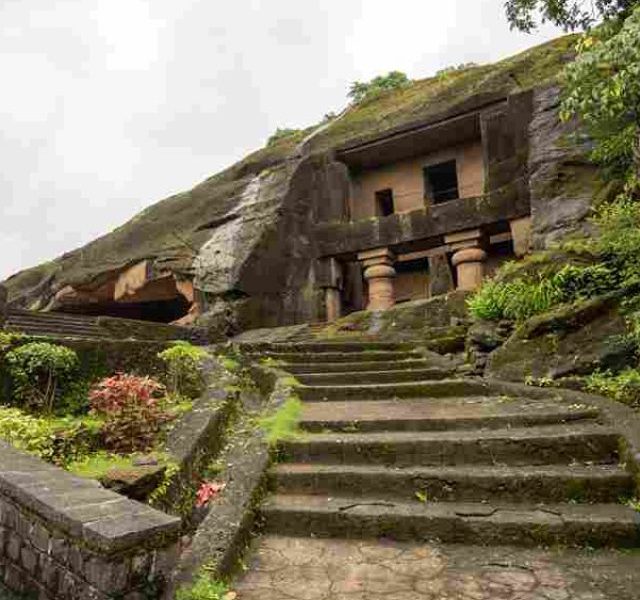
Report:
375,188,394,217
424,160,459,204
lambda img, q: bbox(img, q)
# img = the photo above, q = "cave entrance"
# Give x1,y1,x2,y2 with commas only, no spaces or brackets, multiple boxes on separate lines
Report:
59,295,191,323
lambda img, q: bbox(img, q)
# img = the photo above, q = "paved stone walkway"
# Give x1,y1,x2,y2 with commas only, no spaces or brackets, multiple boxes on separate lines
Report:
235,535,640,600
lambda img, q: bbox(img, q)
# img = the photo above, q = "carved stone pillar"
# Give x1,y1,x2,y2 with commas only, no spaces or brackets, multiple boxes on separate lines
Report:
451,248,487,291
325,288,342,322
358,248,396,311
445,229,487,292
318,257,343,322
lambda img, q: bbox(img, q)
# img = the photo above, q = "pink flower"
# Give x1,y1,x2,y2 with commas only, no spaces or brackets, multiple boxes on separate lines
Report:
196,481,226,508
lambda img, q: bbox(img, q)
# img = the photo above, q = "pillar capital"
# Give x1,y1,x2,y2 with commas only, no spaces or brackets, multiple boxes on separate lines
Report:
445,228,484,252
357,247,396,269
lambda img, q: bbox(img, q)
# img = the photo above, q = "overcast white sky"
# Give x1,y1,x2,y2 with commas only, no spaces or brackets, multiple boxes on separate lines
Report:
0,0,564,280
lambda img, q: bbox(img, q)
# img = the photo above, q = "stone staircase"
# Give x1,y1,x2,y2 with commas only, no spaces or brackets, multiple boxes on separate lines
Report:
4,309,209,343
252,341,640,548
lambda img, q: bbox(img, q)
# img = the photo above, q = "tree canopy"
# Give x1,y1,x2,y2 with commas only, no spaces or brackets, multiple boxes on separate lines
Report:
505,0,638,31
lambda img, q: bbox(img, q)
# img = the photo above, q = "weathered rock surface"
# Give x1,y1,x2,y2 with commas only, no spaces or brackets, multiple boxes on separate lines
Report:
528,85,598,250
2,36,583,334
486,295,633,381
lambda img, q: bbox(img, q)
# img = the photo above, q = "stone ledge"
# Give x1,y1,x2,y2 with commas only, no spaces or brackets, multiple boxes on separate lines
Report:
0,441,180,556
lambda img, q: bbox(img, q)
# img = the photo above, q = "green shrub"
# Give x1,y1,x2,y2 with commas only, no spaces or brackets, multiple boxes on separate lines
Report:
348,71,411,104
0,406,100,465
586,368,640,406
468,263,619,322
468,277,564,321
5,342,80,413
89,374,171,454
158,342,210,399
267,127,302,146
176,569,230,600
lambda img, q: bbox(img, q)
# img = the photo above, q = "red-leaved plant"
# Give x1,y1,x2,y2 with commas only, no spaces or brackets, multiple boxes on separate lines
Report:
195,480,226,508
89,373,171,454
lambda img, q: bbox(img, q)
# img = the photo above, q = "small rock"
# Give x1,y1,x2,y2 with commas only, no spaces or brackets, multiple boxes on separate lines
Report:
133,455,159,466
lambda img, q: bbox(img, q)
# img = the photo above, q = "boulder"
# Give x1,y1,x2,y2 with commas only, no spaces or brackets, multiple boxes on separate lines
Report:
528,86,598,250
486,295,634,382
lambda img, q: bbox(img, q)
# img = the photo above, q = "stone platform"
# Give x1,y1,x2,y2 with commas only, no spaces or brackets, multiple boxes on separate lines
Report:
235,535,640,600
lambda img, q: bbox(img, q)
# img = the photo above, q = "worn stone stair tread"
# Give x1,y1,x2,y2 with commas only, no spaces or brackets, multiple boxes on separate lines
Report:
299,378,494,401
241,342,414,353
272,462,633,503
280,424,620,466
299,397,600,432
262,494,640,547
252,350,423,363
283,358,437,374
285,423,617,444
294,367,454,385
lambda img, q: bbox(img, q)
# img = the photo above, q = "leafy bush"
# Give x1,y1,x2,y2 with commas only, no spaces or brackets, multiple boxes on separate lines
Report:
89,374,171,454
468,264,619,322
176,569,230,600
348,71,410,104
158,342,209,399
436,62,478,81
468,276,564,321
267,127,302,146
586,368,640,406
5,342,79,413
0,406,100,465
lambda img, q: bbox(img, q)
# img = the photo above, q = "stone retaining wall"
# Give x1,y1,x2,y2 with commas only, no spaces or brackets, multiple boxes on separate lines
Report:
0,441,181,599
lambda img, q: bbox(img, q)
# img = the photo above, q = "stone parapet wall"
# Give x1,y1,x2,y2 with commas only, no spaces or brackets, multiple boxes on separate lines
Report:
0,441,181,599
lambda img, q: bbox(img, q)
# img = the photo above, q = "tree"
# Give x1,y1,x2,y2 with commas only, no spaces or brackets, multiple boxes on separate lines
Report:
504,0,637,32
348,71,410,104
561,6,640,184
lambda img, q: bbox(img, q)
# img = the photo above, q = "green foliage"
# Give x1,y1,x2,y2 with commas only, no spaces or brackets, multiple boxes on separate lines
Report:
505,0,636,32
89,374,171,454
468,264,619,321
176,568,230,600
586,368,640,406
0,406,101,465
258,395,303,445
5,342,80,413
561,10,640,182
348,71,411,104
436,62,478,81
66,451,135,479
267,127,302,146
590,196,640,283
158,341,209,398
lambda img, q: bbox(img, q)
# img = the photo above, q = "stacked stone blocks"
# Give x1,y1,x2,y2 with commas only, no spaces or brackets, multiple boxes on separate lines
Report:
0,441,180,599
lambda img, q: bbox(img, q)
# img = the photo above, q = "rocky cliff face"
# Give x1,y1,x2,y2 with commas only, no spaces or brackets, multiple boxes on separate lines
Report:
528,86,598,249
3,35,588,334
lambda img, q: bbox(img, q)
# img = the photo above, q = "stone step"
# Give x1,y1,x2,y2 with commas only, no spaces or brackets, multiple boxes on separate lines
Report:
299,398,600,433
298,379,492,402
261,495,640,548
7,310,98,325
5,321,103,337
282,359,435,374
279,425,620,467
252,350,422,364
294,367,453,386
271,463,633,503
241,342,414,353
